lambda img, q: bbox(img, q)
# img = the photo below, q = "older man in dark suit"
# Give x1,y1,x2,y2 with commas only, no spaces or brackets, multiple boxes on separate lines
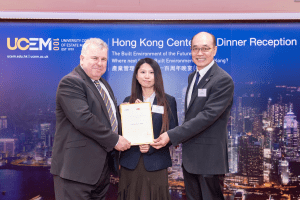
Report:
151,32,234,200
50,38,131,200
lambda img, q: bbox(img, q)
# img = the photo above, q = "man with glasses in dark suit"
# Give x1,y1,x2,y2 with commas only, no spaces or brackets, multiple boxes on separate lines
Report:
152,32,234,200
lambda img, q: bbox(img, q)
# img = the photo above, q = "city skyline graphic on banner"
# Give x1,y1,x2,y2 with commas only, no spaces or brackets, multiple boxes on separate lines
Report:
0,22,300,200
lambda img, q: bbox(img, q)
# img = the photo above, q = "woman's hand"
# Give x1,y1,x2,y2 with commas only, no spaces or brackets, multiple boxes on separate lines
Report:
139,144,150,153
135,99,142,103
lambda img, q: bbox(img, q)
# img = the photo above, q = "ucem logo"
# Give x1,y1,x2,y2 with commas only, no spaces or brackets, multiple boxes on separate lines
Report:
7,38,60,51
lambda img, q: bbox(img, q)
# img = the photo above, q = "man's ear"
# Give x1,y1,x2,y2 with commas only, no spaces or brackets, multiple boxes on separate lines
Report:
213,46,218,56
80,55,84,65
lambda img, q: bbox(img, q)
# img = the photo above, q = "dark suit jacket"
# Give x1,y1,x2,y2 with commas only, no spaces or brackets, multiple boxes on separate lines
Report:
50,65,120,185
168,62,234,175
120,94,178,171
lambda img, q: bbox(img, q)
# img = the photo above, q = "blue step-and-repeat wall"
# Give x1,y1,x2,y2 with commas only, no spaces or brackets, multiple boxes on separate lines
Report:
0,22,299,200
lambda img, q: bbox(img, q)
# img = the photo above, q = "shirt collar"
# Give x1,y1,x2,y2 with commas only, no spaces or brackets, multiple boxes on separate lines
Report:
143,92,156,106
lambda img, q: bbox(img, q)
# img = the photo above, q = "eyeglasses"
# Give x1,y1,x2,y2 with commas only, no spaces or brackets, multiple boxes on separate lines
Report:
191,47,211,53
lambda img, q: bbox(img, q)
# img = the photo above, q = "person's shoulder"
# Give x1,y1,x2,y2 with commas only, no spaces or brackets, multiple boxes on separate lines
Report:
59,67,83,85
213,65,234,89
165,93,173,99
214,65,232,80
165,93,176,103
188,71,195,78
123,96,131,102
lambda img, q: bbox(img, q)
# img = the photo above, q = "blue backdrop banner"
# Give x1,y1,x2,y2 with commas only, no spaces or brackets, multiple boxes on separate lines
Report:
0,22,299,200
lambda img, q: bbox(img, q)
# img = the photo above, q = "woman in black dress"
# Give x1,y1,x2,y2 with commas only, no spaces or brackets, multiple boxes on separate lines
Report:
118,58,178,200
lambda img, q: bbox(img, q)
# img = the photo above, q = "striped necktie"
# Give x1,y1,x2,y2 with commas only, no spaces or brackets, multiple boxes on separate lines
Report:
94,81,118,134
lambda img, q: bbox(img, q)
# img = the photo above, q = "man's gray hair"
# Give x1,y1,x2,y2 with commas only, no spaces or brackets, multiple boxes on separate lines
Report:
81,38,108,56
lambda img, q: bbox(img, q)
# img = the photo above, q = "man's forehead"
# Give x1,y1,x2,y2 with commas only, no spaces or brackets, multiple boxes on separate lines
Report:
192,43,210,47
192,34,213,46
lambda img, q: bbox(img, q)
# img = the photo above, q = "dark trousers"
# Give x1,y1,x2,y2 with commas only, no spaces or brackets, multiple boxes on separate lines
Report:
183,165,225,200
53,157,110,200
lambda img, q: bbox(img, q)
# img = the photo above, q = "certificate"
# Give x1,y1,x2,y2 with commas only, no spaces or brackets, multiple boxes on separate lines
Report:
120,102,154,145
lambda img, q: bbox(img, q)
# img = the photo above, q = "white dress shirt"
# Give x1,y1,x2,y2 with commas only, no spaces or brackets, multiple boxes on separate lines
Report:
143,92,156,106
187,60,215,107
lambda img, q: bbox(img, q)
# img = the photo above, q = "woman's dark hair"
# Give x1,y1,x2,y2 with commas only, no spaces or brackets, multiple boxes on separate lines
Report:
129,58,170,133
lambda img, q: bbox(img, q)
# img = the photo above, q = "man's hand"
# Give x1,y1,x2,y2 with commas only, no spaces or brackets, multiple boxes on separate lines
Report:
114,135,131,151
139,144,150,153
150,132,170,149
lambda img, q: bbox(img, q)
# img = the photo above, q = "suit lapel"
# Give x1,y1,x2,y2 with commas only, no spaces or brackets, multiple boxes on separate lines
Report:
153,96,157,107
75,65,110,121
151,97,160,120
186,63,218,113
185,71,196,112
151,97,162,135
100,77,118,109
152,97,158,119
